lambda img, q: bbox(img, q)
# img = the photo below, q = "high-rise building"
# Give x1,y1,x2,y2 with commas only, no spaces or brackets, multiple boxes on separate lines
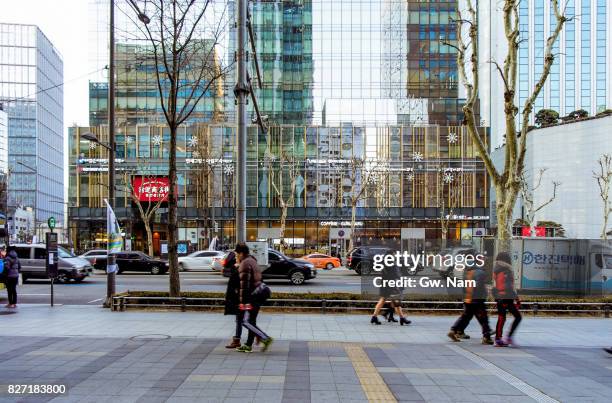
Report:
518,0,611,118
0,23,64,227
0,105,8,175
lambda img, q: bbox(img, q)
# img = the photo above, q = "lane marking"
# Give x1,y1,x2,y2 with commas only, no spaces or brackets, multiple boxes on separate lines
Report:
448,345,559,403
345,344,397,402
87,298,104,304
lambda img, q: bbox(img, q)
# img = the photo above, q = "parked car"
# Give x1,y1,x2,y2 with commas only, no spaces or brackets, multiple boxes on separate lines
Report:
112,251,168,275
300,253,341,270
178,251,225,272
215,251,235,274
14,243,94,283
222,249,316,285
79,249,108,271
347,246,390,275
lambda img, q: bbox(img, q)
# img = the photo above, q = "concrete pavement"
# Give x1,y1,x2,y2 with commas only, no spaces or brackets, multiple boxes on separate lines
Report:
0,306,611,402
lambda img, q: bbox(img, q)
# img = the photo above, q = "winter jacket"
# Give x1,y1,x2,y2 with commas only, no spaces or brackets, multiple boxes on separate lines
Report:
224,254,240,316
238,255,262,305
4,250,21,279
492,260,517,299
463,266,487,303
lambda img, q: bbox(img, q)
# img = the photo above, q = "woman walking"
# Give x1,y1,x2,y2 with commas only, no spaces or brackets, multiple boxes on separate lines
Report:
4,246,21,308
371,250,410,326
492,252,522,347
223,251,242,349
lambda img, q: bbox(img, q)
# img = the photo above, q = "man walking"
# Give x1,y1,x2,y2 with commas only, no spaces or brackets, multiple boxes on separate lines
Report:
447,250,493,344
492,252,522,347
235,243,273,353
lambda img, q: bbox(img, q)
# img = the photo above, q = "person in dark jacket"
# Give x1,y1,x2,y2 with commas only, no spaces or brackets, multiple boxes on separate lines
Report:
448,250,493,344
371,250,410,326
4,246,21,308
223,251,242,349
492,252,521,347
235,243,273,353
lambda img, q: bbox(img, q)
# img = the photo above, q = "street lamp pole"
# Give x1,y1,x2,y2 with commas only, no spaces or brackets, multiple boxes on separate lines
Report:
105,0,117,308
235,0,248,244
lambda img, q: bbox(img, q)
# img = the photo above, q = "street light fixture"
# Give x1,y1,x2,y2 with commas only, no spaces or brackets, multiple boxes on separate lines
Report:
82,132,112,151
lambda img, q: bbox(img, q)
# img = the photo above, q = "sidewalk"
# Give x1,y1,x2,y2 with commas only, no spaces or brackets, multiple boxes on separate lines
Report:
0,305,611,402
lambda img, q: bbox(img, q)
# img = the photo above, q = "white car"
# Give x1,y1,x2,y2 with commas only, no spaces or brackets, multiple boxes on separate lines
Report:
178,251,226,272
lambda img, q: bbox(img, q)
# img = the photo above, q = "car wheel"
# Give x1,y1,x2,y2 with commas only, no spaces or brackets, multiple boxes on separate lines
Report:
354,262,362,276
73,278,84,283
325,263,334,270
56,272,69,283
289,270,306,285
179,263,185,272
150,266,162,275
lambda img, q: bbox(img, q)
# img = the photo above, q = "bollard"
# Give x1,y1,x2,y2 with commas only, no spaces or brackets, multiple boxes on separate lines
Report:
120,297,126,312
532,303,539,316
604,304,610,319
181,297,187,312
321,299,327,314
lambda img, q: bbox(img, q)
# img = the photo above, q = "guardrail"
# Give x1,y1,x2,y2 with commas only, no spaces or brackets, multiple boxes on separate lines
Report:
111,296,611,317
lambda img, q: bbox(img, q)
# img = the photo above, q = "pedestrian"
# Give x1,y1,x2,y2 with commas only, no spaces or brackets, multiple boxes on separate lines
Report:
371,250,410,326
234,243,273,353
3,246,21,309
447,250,493,344
492,252,521,347
223,251,242,349
604,347,612,355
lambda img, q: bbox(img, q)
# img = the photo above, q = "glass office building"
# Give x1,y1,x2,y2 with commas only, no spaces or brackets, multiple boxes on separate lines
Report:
518,0,611,117
0,23,64,226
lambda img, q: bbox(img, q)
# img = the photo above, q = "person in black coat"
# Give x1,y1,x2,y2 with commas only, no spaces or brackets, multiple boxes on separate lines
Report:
223,251,242,348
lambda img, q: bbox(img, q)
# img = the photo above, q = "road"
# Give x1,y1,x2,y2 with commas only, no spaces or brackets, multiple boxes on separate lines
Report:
9,266,453,306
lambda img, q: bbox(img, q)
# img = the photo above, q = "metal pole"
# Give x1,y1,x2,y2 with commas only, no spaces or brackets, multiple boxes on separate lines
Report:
235,0,248,244
104,0,116,308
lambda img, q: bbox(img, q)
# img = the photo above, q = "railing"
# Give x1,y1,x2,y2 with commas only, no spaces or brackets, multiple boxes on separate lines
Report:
111,296,611,317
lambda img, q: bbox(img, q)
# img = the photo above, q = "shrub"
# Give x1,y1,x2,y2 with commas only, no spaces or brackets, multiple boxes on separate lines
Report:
535,109,559,127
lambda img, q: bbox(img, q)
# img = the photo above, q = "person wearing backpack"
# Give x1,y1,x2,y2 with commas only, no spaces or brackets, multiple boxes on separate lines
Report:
234,242,273,353
4,246,21,308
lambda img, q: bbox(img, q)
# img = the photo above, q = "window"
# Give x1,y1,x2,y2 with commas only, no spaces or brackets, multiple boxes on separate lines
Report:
34,247,46,260
15,247,31,259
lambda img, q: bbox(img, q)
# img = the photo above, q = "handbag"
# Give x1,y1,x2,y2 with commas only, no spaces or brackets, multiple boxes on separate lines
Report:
251,282,271,303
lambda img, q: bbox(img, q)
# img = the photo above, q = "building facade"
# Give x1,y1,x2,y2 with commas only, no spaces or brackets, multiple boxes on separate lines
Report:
69,122,489,255
0,23,64,227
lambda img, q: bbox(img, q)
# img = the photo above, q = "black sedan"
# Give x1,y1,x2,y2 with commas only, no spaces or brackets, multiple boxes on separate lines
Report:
112,252,168,275
223,249,316,285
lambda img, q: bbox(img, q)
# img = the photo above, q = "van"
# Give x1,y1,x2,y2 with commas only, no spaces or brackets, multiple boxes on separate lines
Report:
13,243,94,283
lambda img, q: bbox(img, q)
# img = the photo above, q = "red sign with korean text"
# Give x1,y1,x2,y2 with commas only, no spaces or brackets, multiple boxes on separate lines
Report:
522,226,546,237
132,177,170,202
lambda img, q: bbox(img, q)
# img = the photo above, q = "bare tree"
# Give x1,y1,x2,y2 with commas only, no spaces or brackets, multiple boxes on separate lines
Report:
124,172,165,256
593,154,612,240
449,0,567,251
519,168,560,236
127,0,230,296
440,169,463,249
346,158,383,253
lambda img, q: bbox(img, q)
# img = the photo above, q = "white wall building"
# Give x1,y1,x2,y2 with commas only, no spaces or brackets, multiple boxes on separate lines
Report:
492,115,612,239
9,205,34,242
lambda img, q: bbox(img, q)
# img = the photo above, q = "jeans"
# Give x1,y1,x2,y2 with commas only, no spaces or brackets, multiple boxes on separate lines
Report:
495,299,522,339
241,306,270,347
234,314,243,339
5,277,18,305
451,302,491,337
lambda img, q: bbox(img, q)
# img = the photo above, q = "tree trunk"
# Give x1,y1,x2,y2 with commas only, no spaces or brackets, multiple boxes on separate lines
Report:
348,200,357,253
279,202,287,254
441,227,448,250
495,183,518,254
144,219,154,257
602,202,609,240
168,124,180,297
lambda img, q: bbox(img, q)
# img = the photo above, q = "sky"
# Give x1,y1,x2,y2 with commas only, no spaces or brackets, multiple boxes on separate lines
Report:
2,0,91,127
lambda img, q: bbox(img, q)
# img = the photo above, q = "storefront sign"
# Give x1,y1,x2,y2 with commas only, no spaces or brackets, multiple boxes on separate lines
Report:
522,226,546,237
77,158,125,164
132,177,170,202
320,221,363,227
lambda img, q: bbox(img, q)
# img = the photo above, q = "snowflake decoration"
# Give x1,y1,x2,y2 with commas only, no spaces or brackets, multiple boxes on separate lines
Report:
223,164,234,176
406,173,414,182
412,151,423,162
187,136,198,148
447,132,458,144
192,150,201,158
263,150,277,164
443,172,454,183
126,136,134,144
89,141,97,150
152,135,162,147
367,173,379,184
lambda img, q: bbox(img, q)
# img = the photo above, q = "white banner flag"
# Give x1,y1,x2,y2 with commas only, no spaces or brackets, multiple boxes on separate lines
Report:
104,199,122,273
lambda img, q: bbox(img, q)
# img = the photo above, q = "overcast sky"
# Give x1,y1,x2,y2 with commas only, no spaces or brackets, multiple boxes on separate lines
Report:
2,0,90,127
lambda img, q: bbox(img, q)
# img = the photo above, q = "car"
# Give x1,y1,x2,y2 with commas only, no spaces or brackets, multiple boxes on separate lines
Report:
347,246,390,275
178,251,226,272
79,249,108,271
430,247,477,279
14,243,94,283
300,253,341,270
112,251,168,275
215,251,236,274
221,249,316,285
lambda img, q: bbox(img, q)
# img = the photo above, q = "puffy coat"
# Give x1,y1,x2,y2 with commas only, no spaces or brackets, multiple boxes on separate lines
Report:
492,259,517,299
4,250,21,279
238,255,262,305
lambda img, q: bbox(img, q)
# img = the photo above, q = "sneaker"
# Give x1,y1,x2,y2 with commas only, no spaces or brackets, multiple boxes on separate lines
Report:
261,337,274,353
504,337,516,347
481,336,494,345
494,339,508,347
236,345,253,353
457,331,470,340
447,330,461,342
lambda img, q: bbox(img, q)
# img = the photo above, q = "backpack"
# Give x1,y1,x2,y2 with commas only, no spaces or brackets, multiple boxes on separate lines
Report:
0,259,6,281
251,282,271,304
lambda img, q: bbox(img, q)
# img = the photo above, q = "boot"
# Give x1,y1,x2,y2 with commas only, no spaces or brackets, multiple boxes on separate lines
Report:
387,312,398,322
457,331,470,340
371,315,382,325
481,335,494,345
447,330,461,342
225,337,241,349
399,317,411,326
